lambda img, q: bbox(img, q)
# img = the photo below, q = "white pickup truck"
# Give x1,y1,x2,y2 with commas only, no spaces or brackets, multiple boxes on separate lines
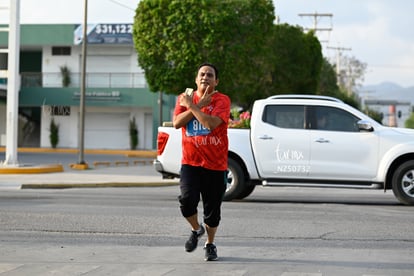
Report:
154,94,414,205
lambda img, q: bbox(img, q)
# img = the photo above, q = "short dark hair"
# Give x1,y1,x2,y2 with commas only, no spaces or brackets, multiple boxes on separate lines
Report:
198,62,219,79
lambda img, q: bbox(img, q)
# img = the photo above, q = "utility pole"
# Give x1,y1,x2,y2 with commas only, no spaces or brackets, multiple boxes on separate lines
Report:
327,46,352,89
2,0,20,167
298,12,333,43
76,0,88,169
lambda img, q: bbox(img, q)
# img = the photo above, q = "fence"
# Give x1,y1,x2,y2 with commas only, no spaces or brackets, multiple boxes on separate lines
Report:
21,72,148,88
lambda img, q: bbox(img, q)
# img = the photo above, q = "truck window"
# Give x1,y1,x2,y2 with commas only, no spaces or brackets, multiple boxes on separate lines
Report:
309,106,360,132
262,105,305,129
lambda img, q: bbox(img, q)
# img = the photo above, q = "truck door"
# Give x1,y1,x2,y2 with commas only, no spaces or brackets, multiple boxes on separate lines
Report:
251,104,311,178
308,106,379,180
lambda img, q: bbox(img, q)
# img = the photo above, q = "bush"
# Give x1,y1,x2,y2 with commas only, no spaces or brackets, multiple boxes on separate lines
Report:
49,118,59,148
129,117,138,150
60,65,71,87
405,112,414,129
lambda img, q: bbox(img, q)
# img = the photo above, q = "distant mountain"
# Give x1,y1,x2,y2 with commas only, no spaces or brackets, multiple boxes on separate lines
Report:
359,82,414,104
361,82,402,93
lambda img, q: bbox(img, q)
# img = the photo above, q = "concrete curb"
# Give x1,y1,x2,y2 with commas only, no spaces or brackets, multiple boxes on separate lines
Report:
0,147,157,174
0,148,178,189
21,182,179,189
0,164,64,174
0,147,157,157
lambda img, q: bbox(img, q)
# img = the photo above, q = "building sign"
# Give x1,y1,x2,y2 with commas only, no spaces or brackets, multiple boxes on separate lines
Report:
74,23,133,45
73,91,121,101
43,106,71,116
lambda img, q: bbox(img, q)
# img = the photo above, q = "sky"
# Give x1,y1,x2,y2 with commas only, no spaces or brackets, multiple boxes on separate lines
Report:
1,0,414,88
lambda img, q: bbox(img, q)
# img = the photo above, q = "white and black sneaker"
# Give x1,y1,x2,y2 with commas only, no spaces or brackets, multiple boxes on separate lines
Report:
185,224,205,252
204,243,218,261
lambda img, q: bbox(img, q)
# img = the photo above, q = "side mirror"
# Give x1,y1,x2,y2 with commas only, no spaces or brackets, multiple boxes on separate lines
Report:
357,120,374,132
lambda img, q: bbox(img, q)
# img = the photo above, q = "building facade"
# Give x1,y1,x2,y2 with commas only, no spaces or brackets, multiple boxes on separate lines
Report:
363,99,411,127
0,24,176,150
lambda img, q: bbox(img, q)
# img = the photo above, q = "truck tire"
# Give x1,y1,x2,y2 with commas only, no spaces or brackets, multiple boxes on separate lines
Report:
223,158,246,201
235,184,256,200
391,160,414,205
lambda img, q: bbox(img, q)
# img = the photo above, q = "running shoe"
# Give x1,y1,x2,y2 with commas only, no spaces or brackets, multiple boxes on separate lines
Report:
184,224,205,252
204,243,218,261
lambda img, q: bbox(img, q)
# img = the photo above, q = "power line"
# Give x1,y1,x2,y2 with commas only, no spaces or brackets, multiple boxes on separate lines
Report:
298,12,333,43
107,0,135,11
368,64,414,70
298,12,333,31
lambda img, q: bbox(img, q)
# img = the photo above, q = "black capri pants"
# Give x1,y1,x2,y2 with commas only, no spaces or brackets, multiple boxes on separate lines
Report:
178,164,227,228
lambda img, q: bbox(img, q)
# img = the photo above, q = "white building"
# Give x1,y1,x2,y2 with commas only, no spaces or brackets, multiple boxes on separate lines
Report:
0,23,176,150
363,99,411,127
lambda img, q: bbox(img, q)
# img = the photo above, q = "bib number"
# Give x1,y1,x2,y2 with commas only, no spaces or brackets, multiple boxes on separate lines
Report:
186,118,210,136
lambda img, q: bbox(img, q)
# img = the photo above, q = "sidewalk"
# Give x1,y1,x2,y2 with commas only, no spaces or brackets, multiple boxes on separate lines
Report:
0,147,179,189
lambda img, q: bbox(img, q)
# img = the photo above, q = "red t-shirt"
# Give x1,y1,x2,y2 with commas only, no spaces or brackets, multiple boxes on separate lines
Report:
174,91,231,171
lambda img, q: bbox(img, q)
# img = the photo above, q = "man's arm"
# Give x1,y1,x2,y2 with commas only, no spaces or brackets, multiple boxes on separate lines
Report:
173,91,218,129
187,103,223,131
173,108,194,129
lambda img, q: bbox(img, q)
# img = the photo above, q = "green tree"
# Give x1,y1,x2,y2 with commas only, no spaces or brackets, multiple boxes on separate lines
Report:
267,24,322,96
133,0,275,106
318,57,382,122
363,107,383,124
318,57,340,97
405,112,414,128
336,55,367,95
133,0,328,109
318,57,363,110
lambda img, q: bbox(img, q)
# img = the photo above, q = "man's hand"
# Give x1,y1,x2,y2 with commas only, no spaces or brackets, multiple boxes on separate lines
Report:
179,85,217,108
198,85,217,108
179,92,193,108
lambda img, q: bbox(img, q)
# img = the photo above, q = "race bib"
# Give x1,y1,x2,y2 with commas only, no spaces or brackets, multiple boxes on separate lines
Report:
186,118,211,137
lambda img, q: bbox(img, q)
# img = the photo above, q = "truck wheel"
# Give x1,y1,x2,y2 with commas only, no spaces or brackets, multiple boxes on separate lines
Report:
391,160,414,205
235,184,256,200
223,158,246,201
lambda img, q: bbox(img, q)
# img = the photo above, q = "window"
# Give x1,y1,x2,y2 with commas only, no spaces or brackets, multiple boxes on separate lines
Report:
262,105,305,129
310,106,360,132
52,47,71,56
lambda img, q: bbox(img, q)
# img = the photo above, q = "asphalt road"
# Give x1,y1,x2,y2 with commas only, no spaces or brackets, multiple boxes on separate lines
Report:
0,184,413,276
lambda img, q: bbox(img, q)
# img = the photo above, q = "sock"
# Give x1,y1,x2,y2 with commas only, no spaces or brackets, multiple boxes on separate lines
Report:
194,224,203,234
